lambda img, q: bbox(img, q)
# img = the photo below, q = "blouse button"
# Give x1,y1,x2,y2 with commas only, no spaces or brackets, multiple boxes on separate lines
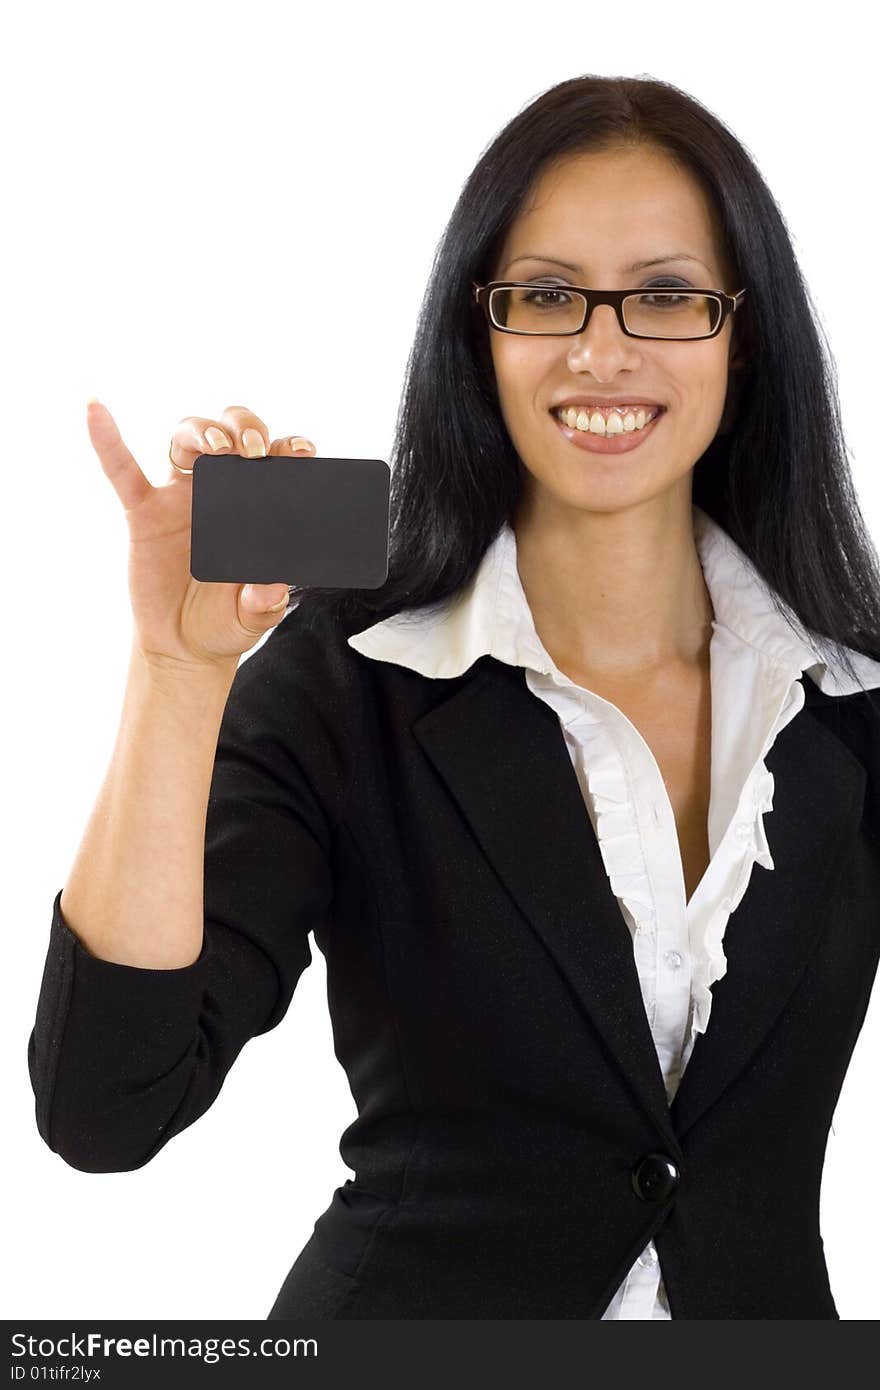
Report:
664,950,683,971
735,821,752,842
638,1244,659,1268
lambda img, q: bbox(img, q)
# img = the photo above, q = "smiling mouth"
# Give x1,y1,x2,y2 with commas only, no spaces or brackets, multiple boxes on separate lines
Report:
549,404,666,455
551,404,665,436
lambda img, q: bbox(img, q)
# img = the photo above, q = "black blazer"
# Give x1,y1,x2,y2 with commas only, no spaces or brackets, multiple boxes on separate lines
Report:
28,599,880,1319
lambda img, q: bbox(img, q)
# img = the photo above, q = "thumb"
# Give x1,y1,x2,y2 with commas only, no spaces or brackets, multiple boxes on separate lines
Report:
239,583,290,618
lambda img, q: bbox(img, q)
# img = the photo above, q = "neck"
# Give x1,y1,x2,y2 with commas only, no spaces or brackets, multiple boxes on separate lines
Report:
511,485,714,684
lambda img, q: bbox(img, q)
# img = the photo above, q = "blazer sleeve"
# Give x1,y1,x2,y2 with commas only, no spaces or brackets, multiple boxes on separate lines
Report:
27,603,362,1173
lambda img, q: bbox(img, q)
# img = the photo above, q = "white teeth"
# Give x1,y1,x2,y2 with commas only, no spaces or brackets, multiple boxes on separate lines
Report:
556,405,660,435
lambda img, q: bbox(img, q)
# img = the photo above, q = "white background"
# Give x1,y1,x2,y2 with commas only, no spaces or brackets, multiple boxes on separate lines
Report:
4,0,878,1322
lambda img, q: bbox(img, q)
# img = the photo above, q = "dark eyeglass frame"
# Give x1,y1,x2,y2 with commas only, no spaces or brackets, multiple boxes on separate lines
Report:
471,280,747,341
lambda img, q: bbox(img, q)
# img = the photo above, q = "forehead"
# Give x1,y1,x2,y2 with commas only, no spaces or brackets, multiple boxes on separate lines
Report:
498,146,725,273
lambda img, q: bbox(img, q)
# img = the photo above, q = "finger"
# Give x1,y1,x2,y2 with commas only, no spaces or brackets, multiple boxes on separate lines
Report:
86,400,153,512
169,416,237,474
267,434,317,456
218,404,272,459
169,407,275,476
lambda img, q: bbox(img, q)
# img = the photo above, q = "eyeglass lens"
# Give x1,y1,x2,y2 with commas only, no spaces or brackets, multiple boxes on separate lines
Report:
490,287,722,338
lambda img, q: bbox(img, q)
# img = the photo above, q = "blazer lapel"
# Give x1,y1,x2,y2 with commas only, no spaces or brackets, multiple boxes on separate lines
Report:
412,658,680,1151
412,661,866,1149
671,687,866,1136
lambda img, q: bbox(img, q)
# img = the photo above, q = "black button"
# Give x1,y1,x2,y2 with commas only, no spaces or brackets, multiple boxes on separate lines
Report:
631,1152,680,1202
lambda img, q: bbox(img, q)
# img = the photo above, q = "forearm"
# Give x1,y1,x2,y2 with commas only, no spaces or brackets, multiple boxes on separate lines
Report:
59,645,237,969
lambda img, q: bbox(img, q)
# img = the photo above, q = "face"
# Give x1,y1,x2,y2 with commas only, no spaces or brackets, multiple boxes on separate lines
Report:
486,144,744,525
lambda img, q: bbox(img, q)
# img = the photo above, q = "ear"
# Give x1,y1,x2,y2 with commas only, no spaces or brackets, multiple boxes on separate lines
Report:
728,346,748,372
727,299,754,374
472,311,496,381
718,365,745,435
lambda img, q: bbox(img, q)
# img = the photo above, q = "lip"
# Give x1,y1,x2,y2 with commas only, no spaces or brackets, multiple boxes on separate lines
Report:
551,397,665,411
550,405,665,454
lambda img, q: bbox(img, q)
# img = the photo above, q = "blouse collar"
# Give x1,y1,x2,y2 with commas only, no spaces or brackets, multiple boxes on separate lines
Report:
347,503,880,697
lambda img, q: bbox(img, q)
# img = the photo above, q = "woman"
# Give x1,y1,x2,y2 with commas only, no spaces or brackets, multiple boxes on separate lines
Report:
29,74,880,1319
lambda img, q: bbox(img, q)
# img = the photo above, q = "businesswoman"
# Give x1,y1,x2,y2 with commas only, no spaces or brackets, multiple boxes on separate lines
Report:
29,73,880,1319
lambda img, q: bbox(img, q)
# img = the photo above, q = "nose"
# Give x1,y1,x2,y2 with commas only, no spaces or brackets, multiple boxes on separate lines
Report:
565,303,640,370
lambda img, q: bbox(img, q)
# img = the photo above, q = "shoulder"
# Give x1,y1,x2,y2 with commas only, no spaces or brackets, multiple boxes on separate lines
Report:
802,675,880,748
232,595,366,703
801,677,880,823
216,598,367,809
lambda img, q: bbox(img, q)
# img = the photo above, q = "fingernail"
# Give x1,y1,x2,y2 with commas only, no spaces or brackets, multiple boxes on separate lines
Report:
266,594,289,612
205,426,233,450
289,437,315,453
242,428,267,457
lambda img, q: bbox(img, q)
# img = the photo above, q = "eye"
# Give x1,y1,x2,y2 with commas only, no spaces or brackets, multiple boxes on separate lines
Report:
522,287,571,306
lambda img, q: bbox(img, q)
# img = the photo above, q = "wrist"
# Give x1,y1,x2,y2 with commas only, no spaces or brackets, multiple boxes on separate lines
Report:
129,645,238,708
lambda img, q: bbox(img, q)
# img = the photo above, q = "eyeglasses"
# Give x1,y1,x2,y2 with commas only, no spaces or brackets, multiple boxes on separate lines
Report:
471,281,747,341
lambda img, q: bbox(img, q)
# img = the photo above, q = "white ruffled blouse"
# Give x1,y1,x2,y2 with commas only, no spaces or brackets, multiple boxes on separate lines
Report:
346,502,880,1320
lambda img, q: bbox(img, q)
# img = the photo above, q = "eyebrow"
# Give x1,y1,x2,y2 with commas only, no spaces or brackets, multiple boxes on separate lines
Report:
502,252,709,274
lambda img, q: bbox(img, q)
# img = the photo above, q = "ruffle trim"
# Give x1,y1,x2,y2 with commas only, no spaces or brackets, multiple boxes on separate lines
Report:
569,709,778,1041
573,714,659,936
687,762,776,1041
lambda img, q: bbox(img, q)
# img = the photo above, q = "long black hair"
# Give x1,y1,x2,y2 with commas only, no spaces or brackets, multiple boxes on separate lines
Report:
288,73,880,689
